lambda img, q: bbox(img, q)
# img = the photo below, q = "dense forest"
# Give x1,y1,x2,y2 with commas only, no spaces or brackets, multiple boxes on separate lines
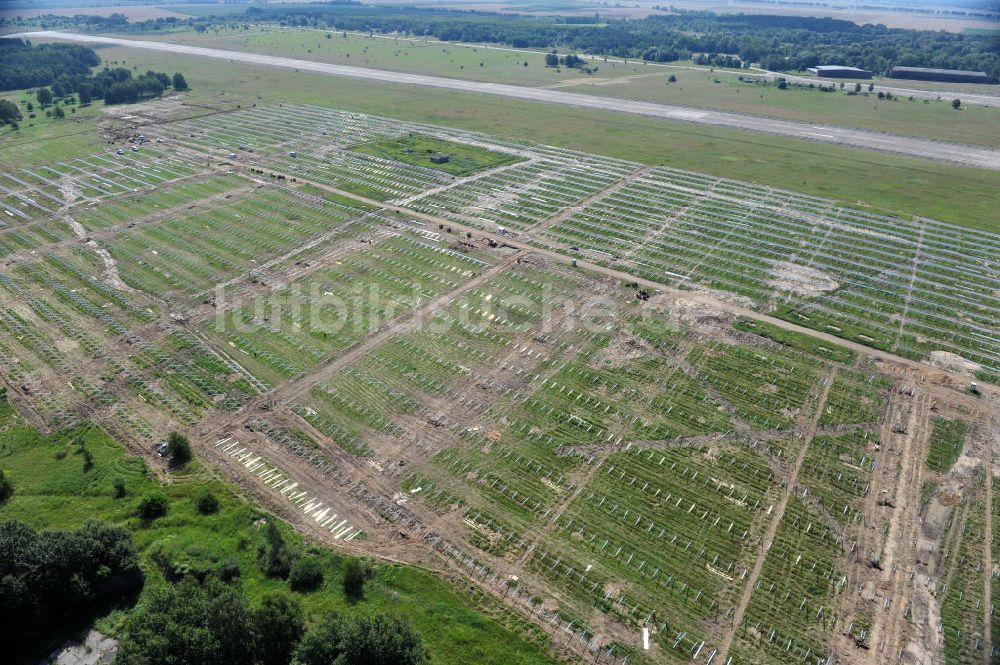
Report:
0,39,99,90
0,520,144,658
3,5,997,78
0,39,189,110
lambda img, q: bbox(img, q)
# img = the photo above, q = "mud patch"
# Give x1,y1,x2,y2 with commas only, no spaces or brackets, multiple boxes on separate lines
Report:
769,261,838,297
592,332,654,367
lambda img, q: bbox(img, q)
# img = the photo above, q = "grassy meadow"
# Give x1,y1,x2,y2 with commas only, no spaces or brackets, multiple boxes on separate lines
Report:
114,27,1000,148
0,399,558,665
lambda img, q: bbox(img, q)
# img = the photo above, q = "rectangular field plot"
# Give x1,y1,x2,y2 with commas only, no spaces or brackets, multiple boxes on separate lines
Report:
70,174,247,230
166,105,999,380
352,132,524,177
532,166,1000,375
533,444,780,656
0,219,75,262
209,231,496,384
159,104,360,156
0,149,202,221
0,247,261,434
104,186,370,299
734,496,844,664
290,261,582,455
406,146,637,232
270,149,451,203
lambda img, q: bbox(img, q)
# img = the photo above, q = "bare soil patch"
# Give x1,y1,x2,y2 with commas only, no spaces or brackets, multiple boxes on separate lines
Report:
927,350,982,377
769,261,838,297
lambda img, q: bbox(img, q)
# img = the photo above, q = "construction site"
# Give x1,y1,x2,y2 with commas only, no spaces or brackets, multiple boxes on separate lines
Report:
0,101,997,665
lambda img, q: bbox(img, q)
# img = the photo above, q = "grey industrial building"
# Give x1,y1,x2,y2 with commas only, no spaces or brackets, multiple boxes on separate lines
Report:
890,67,993,84
806,65,873,79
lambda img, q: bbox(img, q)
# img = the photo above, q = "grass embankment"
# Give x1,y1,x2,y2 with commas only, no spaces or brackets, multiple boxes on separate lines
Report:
0,400,557,665
733,316,856,365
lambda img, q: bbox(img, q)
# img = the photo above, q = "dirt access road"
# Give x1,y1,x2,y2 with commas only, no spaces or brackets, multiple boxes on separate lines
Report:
16,31,1000,171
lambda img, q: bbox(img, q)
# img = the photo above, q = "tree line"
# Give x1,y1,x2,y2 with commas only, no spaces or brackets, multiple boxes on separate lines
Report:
0,38,99,91
1,39,189,110
4,3,998,78
106,4,999,79
118,579,428,665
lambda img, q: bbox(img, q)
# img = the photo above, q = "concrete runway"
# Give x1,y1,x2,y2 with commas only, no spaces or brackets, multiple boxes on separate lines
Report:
16,31,1000,171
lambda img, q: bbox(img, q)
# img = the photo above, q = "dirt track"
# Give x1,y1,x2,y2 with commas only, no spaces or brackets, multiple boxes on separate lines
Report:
15,31,1000,171
715,365,840,664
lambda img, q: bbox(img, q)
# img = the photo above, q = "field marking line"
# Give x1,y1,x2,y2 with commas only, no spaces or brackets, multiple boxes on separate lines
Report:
892,218,926,353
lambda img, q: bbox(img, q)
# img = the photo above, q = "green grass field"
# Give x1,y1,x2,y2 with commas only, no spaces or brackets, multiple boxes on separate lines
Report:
354,132,523,176
17,42,991,232
113,27,1000,148
0,401,557,665
733,316,856,365
925,417,969,473
0,90,106,168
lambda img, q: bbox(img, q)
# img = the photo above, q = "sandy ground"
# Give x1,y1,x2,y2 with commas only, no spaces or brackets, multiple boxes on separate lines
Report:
15,31,1000,171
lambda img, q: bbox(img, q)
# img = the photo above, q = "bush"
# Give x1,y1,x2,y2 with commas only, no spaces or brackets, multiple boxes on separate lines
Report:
117,579,253,665
196,492,219,515
217,557,242,583
258,521,294,579
0,469,12,505
292,613,428,665
289,556,324,592
342,557,373,602
113,476,126,498
167,431,192,467
137,493,169,520
253,593,304,665
172,72,189,91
